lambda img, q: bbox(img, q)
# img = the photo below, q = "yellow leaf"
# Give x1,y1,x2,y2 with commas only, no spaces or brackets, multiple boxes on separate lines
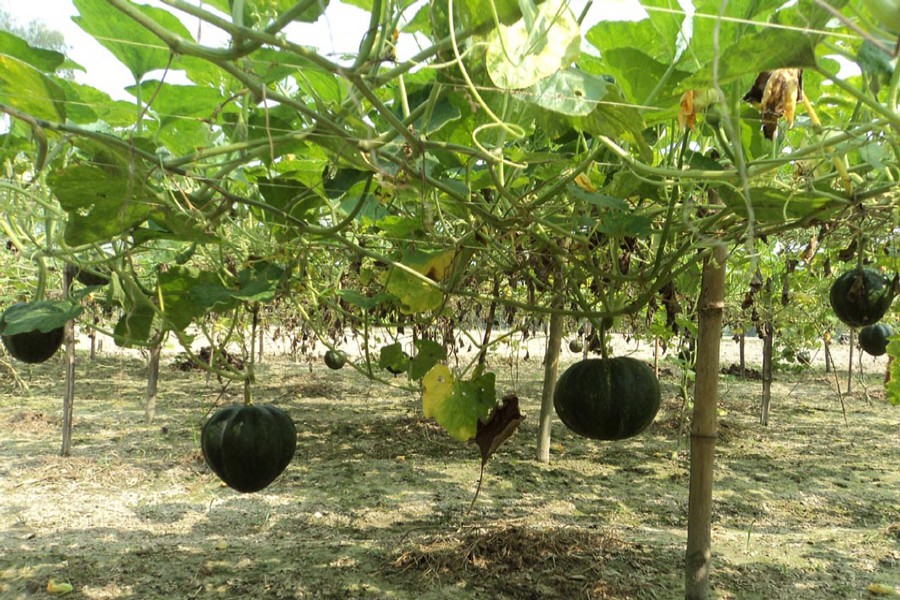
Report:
867,583,895,596
47,580,74,595
574,173,595,192
422,364,454,419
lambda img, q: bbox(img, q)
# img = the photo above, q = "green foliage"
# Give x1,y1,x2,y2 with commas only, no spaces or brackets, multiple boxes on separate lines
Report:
422,364,496,441
0,0,897,442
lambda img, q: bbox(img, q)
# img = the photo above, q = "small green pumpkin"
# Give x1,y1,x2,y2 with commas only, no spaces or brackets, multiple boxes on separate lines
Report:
324,350,346,370
0,303,65,364
568,339,584,353
201,404,297,493
554,356,661,441
829,268,895,328
858,323,893,357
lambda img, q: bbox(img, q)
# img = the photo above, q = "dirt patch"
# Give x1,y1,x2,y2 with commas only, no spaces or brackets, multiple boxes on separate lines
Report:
391,524,658,599
0,349,898,600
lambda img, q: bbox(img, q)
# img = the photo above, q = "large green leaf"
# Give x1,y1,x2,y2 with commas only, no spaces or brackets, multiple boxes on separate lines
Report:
0,301,83,336
598,47,691,110
0,55,67,121
112,276,158,347
0,30,69,73
56,80,136,126
585,0,684,65
718,186,842,223
685,29,817,89
158,263,283,332
378,342,410,374
686,0,786,66
48,162,159,246
422,364,496,441
159,267,221,331
384,266,444,314
384,248,456,314
409,339,447,381
486,0,581,90
575,87,651,162
516,68,608,117
73,0,195,81
258,177,325,224
130,80,233,120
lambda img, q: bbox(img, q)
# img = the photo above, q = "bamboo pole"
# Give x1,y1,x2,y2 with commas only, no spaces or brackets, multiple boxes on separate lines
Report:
536,308,563,463
61,266,76,457
684,237,727,599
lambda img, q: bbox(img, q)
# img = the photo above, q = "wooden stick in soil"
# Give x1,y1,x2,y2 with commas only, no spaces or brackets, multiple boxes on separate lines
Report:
536,307,563,464
760,322,773,426
61,266,76,457
846,329,854,394
145,341,162,424
684,239,726,599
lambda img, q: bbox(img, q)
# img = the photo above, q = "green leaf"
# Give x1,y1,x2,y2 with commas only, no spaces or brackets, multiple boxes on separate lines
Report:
336,289,390,310
113,277,157,347
48,159,159,246
232,263,284,303
575,87,651,163
159,267,223,330
684,29,817,89
409,339,447,380
597,213,654,238
0,30,69,73
718,186,842,223
73,0,195,82
0,55,67,121
486,0,580,90
56,80,136,126
569,187,629,211
887,335,900,405
599,47,691,111
422,364,496,441
258,177,324,224
585,0,684,64
384,265,444,314
516,68,607,117
378,342,410,374
0,301,83,336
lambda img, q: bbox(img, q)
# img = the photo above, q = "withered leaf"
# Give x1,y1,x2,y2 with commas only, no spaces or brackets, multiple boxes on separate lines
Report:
474,394,524,467
838,239,857,262
744,69,804,139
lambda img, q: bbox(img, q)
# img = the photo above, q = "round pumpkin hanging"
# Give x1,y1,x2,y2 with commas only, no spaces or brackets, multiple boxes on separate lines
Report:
829,267,896,328
553,356,662,441
200,404,297,493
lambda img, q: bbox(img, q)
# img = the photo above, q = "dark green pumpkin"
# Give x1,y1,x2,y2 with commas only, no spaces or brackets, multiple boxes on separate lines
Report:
568,339,584,353
73,267,110,287
554,357,661,441
200,404,297,493
324,350,346,370
858,323,893,357
0,304,65,364
829,268,895,328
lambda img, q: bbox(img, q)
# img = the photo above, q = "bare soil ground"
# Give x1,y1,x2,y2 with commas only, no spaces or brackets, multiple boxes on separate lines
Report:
1,336,897,599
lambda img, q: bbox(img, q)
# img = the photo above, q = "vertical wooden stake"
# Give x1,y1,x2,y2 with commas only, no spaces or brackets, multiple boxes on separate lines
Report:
760,323,773,426
684,207,727,599
61,266,76,457
145,341,162,424
536,308,563,463
847,329,855,394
